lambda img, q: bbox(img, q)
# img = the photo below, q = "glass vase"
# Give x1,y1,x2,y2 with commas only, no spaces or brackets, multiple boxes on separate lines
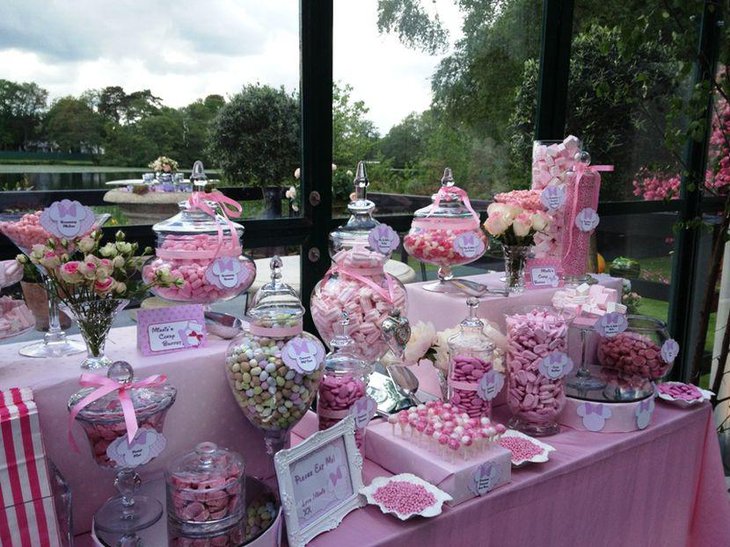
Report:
503,245,530,294
61,298,128,369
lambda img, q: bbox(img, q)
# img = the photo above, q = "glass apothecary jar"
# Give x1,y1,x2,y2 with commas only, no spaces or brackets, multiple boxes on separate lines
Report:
166,442,245,534
317,313,373,449
403,168,486,292
143,162,255,304
447,298,498,419
311,162,408,365
226,256,325,456
505,306,575,436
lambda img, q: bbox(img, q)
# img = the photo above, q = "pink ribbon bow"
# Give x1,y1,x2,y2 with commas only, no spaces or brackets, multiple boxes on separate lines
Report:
58,201,77,218
68,373,168,452
427,185,480,223
187,191,243,259
330,466,343,486
583,402,603,416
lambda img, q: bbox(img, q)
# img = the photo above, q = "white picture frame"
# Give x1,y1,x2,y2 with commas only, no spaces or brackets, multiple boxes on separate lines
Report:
274,415,365,547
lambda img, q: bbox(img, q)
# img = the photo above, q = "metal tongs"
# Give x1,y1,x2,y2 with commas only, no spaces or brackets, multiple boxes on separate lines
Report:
446,278,509,297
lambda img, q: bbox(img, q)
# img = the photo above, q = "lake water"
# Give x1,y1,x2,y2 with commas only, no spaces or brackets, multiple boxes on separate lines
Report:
0,166,145,190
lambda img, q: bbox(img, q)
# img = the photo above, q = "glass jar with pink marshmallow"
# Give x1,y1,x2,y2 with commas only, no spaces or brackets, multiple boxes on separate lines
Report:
143,162,256,305
403,168,487,293
447,298,499,419
596,315,676,399
311,161,408,366
505,305,576,436
317,313,374,450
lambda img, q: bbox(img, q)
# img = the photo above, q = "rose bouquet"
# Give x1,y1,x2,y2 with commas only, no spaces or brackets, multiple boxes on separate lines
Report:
148,156,179,173
26,230,181,368
483,191,551,293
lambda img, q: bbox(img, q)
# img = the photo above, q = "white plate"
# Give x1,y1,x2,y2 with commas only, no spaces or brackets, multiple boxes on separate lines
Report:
656,382,713,408
360,473,452,520
498,429,555,467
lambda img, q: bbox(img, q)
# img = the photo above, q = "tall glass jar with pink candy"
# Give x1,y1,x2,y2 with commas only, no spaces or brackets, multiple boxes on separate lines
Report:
403,168,486,292
143,163,255,305
505,306,575,436
311,161,408,366
67,360,177,533
225,257,325,458
447,298,498,419
317,313,373,450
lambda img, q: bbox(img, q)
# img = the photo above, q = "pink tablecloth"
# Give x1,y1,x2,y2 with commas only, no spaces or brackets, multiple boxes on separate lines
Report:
298,404,729,547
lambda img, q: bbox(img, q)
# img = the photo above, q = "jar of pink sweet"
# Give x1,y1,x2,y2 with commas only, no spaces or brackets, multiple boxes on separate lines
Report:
311,161,408,366
597,315,676,397
447,298,499,419
403,168,486,293
317,313,374,450
166,442,245,535
505,305,575,436
143,161,256,305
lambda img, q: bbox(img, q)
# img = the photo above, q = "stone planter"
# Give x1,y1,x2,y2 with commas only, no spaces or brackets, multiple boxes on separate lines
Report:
21,281,71,331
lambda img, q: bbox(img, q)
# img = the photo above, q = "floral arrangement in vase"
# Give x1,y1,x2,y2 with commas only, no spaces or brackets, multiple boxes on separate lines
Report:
26,230,181,368
483,190,551,293
148,156,179,174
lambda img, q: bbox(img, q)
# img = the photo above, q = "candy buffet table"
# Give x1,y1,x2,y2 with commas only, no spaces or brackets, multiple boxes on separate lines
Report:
0,273,727,546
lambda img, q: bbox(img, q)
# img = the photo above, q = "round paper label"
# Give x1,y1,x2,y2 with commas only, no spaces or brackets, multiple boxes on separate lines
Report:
282,336,325,374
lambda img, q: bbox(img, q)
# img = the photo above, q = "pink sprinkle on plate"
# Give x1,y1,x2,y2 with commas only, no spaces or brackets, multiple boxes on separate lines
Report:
360,474,451,520
656,382,713,408
498,430,555,467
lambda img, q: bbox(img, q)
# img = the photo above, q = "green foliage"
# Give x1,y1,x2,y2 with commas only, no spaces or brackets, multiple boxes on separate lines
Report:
45,96,103,153
208,84,300,187
0,79,48,150
333,83,379,170
377,0,450,54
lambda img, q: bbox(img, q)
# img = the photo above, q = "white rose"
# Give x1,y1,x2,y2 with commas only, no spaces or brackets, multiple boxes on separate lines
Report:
531,212,549,232
403,321,436,364
512,213,533,237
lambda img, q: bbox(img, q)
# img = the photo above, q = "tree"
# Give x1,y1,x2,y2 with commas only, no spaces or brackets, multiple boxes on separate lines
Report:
45,96,103,153
208,84,300,186
332,82,379,170
0,79,48,150
379,111,428,168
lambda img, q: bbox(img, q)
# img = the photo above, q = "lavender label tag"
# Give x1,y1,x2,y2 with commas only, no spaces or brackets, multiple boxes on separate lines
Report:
538,352,573,380
107,429,166,468
476,370,504,401
540,185,566,211
368,224,400,255
40,200,95,238
205,256,254,290
576,402,612,432
453,232,485,258
635,398,655,430
595,312,628,338
575,207,599,232
470,463,500,496
526,258,563,289
137,305,206,356
350,396,377,430
282,336,325,374
661,339,679,363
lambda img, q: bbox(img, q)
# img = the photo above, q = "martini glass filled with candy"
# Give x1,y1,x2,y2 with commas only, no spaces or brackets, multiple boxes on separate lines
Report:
67,361,176,533
404,168,486,293
0,209,109,358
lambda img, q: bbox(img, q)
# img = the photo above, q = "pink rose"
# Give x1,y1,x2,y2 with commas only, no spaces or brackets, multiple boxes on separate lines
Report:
59,261,83,284
94,277,114,294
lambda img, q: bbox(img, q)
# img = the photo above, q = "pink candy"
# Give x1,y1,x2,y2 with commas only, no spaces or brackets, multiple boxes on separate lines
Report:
372,481,436,515
597,332,669,380
317,374,368,449
532,136,581,190
448,354,493,418
143,234,254,304
506,309,569,426
657,382,703,402
0,211,60,252
562,169,599,277
498,436,543,462
404,227,486,268
312,247,407,363
168,458,243,524
0,296,34,339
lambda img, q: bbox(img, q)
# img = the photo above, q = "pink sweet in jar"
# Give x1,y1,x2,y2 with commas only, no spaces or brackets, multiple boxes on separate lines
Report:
311,247,407,364
403,223,487,268
505,306,573,436
531,136,581,190
0,211,59,252
317,373,368,448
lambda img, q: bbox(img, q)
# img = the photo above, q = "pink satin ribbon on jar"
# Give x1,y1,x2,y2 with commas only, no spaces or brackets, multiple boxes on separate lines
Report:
426,186,480,224
68,373,168,452
185,191,244,259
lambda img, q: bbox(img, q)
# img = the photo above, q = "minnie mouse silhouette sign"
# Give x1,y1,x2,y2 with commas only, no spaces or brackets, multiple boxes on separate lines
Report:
205,256,254,290
40,199,95,239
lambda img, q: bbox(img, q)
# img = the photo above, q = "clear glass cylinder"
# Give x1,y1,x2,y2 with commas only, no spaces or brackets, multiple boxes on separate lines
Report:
503,245,530,294
531,137,582,190
505,306,574,436
447,298,496,419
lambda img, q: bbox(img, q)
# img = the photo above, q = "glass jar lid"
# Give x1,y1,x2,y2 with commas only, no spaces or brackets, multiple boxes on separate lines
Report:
151,202,244,237
330,161,380,252
249,256,304,326
167,442,244,488
324,313,368,374
413,167,477,220
448,298,495,352
67,361,177,422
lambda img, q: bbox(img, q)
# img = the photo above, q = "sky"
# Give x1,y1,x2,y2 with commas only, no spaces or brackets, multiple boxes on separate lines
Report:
0,1,463,134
